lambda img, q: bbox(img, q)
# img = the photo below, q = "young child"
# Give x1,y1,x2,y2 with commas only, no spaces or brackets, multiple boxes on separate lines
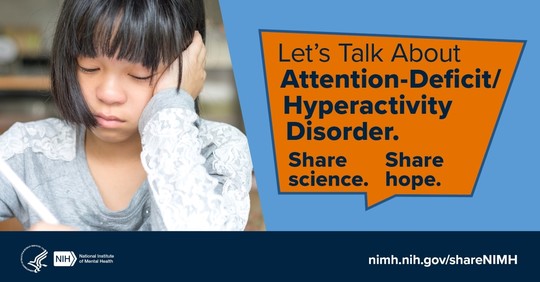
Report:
0,0,252,231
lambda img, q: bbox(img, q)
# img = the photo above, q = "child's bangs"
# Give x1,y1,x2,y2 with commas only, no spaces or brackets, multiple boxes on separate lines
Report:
75,2,184,72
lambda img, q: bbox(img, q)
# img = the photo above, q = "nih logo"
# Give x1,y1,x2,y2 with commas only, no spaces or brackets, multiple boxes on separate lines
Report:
53,251,77,267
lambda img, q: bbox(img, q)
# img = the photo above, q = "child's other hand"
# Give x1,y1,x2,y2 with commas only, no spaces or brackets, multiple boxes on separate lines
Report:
181,31,206,99
154,31,206,100
28,222,77,231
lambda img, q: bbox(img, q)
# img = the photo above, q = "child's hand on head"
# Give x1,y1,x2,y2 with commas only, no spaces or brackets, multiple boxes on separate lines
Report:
181,31,207,99
154,31,207,100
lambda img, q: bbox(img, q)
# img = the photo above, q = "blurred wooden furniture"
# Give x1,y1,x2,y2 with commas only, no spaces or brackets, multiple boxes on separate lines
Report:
0,218,23,230
0,75,49,91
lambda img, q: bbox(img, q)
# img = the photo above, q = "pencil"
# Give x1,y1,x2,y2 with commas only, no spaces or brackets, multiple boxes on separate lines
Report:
0,157,60,225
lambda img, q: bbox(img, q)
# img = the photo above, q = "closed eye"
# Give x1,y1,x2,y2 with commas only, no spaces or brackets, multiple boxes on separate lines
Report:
78,65,99,73
129,73,155,81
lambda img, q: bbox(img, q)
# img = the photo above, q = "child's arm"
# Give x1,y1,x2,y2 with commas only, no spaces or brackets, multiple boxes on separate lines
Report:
0,124,72,230
140,32,252,230
139,89,252,230
0,157,73,230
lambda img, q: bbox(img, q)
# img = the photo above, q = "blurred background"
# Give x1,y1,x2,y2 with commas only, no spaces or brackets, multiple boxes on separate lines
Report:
0,0,264,231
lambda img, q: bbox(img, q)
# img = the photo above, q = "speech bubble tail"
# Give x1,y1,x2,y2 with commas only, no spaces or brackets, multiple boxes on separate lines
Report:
365,191,395,209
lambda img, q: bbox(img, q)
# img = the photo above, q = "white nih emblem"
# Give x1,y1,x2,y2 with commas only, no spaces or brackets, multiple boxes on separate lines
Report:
53,251,77,267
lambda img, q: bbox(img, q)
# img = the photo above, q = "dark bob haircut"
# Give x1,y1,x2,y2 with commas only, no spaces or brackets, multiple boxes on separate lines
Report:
51,0,205,127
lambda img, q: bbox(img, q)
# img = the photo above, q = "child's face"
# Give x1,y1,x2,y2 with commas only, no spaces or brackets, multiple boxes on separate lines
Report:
77,55,161,144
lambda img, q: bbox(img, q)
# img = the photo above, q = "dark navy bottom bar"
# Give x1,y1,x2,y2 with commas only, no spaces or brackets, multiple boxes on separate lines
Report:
2,231,536,280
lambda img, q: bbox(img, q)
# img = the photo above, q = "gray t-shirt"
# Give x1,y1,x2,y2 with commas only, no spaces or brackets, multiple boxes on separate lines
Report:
0,89,252,231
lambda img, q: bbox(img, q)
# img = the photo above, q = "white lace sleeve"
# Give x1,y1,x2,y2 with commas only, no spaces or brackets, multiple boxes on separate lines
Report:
139,89,252,231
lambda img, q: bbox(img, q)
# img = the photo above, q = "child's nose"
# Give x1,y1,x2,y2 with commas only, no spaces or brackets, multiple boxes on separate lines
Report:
96,75,127,105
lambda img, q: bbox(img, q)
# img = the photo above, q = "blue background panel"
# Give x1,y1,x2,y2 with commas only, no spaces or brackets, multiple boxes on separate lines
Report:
220,0,540,230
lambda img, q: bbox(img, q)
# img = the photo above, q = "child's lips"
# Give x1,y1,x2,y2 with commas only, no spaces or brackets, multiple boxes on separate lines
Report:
95,114,125,128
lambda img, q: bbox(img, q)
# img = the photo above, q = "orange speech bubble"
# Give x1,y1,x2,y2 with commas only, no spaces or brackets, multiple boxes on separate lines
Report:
260,30,524,208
